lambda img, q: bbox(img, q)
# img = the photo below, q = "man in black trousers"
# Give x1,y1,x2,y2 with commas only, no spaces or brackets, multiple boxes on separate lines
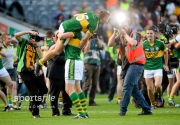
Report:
15,30,48,118
46,32,73,116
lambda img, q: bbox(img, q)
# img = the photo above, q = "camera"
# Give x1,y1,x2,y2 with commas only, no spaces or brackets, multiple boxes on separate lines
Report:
30,35,44,42
159,23,179,68
90,33,98,39
159,23,178,40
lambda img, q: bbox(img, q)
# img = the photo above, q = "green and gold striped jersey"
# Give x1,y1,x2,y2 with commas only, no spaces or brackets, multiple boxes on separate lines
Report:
64,32,82,61
143,39,166,70
62,12,99,35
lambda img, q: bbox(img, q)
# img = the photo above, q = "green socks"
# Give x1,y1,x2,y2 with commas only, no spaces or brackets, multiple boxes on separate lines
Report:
78,92,87,114
70,92,84,116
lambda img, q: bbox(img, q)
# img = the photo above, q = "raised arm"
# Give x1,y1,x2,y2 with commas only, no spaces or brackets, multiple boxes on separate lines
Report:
14,31,38,42
108,29,118,47
80,32,92,50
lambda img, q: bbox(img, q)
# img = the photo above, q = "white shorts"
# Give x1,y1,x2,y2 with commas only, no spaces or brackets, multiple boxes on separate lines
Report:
42,66,47,77
0,67,9,78
144,69,163,78
117,65,122,75
167,68,176,78
65,79,81,84
65,59,83,81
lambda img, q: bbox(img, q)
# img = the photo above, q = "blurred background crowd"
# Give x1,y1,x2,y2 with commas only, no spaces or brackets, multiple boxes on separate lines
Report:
1,0,180,43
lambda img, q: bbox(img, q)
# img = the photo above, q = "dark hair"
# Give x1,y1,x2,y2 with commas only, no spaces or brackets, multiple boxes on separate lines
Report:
31,30,39,34
90,33,98,39
56,13,64,20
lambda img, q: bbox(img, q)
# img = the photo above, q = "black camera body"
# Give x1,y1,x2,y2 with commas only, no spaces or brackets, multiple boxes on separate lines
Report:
159,23,178,40
90,33,98,39
159,23,179,69
30,35,44,42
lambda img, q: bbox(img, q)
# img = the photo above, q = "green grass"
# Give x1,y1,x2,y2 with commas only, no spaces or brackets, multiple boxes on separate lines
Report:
0,94,180,125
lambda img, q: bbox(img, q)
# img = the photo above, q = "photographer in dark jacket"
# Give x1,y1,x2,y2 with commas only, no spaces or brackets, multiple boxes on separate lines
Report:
47,31,73,116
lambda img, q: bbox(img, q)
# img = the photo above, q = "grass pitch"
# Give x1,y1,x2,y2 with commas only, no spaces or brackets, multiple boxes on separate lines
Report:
0,94,180,125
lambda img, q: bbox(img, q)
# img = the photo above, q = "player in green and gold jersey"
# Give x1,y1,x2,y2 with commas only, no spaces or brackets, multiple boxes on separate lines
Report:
36,10,110,68
35,10,110,119
143,26,169,109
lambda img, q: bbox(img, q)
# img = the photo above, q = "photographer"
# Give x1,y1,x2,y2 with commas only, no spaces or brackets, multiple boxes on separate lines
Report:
82,33,103,106
167,23,180,106
108,20,151,116
14,30,48,118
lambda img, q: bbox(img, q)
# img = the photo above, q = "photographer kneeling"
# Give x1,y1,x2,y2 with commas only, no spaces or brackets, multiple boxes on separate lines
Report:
14,30,48,118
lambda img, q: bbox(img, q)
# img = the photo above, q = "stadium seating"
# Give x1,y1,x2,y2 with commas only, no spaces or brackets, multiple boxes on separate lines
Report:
3,0,105,30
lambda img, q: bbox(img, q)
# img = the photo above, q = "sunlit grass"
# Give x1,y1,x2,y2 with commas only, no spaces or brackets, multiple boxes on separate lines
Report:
0,94,180,125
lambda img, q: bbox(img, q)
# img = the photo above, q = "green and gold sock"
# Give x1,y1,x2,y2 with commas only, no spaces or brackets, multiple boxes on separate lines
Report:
118,96,122,100
169,95,174,99
58,97,63,102
70,92,84,116
7,94,12,105
78,92,87,114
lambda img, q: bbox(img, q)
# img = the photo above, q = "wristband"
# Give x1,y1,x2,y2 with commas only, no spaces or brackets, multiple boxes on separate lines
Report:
38,60,44,66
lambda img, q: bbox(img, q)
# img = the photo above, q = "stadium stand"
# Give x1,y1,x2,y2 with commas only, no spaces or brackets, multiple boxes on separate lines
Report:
1,0,105,30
